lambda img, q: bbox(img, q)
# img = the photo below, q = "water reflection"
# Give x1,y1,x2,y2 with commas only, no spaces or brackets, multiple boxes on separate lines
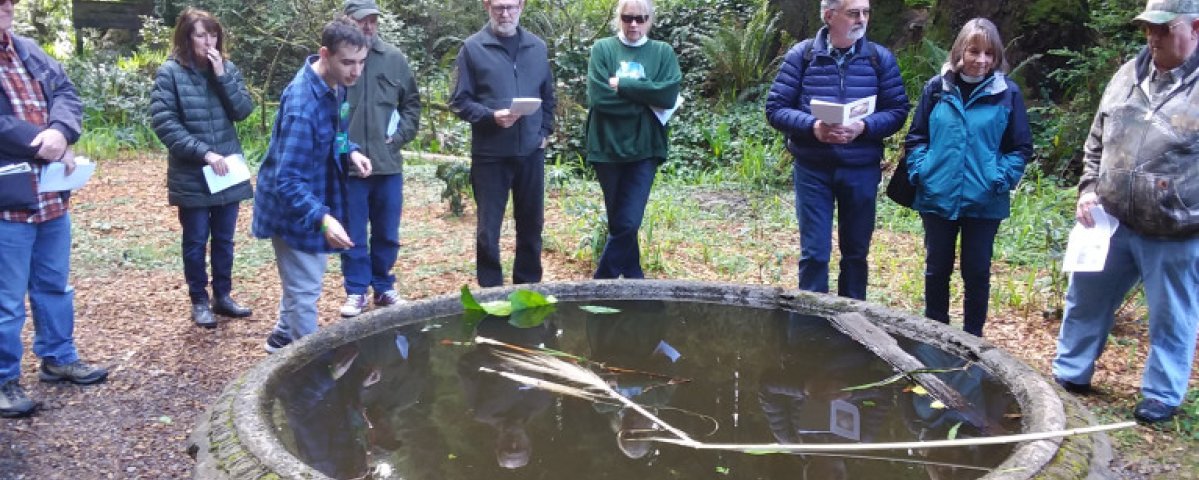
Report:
270,301,1019,480
458,318,556,469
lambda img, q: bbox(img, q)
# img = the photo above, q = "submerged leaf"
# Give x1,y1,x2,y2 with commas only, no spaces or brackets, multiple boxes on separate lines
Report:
510,305,557,328
715,466,730,475
579,305,622,314
947,422,963,440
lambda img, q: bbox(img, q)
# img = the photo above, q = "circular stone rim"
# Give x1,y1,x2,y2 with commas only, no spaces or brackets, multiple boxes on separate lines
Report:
210,280,1071,479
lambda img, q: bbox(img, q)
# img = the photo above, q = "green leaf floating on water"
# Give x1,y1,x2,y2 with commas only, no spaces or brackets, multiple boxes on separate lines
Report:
460,285,559,329
579,305,622,314
947,421,963,440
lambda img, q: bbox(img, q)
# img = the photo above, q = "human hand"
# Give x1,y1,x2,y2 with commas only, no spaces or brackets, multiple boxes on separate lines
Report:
61,149,77,176
493,109,521,128
350,151,372,177
322,215,354,249
608,76,619,90
813,120,841,144
205,152,229,176
1075,192,1101,228
208,48,225,76
30,128,68,162
836,120,866,143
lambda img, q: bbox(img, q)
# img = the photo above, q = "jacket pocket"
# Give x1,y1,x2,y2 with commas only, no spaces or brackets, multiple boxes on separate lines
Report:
376,73,401,108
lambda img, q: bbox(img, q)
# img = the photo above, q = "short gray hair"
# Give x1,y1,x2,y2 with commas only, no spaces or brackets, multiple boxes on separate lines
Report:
820,0,843,21
610,0,655,33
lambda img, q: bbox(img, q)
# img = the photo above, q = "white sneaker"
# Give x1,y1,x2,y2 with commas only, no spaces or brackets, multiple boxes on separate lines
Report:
340,294,368,317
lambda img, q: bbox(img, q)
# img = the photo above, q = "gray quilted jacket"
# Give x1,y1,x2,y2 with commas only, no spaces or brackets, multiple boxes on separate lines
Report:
150,58,254,207
1082,47,1199,238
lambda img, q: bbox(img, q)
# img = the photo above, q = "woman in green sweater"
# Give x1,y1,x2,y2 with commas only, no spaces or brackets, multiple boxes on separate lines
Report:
586,0,682,279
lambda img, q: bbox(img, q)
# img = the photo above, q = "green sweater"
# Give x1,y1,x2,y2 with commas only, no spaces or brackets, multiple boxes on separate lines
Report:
585,36,682,163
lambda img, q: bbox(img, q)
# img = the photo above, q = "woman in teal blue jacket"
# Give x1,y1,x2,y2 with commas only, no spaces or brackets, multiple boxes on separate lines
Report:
903,18,1032,337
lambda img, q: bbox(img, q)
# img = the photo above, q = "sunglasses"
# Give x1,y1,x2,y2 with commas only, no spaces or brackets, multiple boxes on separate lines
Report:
620,14,649,24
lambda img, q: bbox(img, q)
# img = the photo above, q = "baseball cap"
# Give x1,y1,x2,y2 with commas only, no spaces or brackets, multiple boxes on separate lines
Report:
1134,0,1199,24
344,0,382,20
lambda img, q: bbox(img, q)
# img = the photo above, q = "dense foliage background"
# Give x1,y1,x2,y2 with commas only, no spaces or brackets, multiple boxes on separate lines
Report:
24,0,1147,186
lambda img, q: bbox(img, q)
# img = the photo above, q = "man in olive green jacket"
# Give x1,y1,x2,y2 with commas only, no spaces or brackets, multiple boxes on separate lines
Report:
340,0,422,317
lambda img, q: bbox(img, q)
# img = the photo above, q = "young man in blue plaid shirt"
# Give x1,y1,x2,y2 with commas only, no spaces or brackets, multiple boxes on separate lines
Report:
253,17,373,353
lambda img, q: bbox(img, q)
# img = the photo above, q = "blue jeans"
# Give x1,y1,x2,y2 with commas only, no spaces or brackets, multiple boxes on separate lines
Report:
921,213,1002,337
270,237,328,341
593,159,658,279
178,203,240,304
1053,226,1199,406
793,162,881,300
340,173,403,296
0,215,80,383
471,151,545,287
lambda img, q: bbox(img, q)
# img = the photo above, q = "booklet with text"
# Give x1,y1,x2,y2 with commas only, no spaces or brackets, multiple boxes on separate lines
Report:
810,95,876,125
509,97,543,116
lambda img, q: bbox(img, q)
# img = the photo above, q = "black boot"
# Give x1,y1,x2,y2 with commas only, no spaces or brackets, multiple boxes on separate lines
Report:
212,295,252,318
192,303,217,328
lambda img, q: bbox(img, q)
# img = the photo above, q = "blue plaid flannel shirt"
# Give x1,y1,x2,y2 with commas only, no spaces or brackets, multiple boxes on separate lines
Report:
253,56,359,253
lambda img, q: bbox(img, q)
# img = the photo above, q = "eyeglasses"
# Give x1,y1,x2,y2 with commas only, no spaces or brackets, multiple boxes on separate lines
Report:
621,14,649,24
489,4,520,15
841,8,871,20
1143,20,1190,36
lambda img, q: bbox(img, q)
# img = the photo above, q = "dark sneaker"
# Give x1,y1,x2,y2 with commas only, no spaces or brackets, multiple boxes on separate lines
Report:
264,331,293,354
340,294,368,317
212,295,252,318
39,360,109,385
1133,398,1178,424
192,303,217,329
1054,377,1092,395
373,290,407,307
0,380,37,418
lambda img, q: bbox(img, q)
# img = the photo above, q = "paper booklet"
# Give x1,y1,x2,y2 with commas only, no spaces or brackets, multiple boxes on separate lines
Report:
509,97,543,116
1062,205,1120,273
202,154,252,194
39,154,96,192
810,95,876,125
653,95,685,126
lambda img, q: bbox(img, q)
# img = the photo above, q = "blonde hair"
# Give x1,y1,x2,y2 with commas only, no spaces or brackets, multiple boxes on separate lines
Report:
945,18,1010,74
609,0,655,33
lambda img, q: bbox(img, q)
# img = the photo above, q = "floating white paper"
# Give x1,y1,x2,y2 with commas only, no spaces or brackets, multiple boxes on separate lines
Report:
810,95,876,125
39,155,95,192
1062,205,1120,273
509,97,543,116
202,154,251,194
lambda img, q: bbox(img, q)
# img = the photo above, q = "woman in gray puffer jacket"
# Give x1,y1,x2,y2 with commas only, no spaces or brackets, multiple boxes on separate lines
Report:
150,8,254,328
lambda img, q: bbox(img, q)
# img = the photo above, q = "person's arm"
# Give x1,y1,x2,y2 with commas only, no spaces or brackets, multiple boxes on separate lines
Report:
903,79,938,186
614,43,681,109
270,111,329,231
994,84,1032,193
393,54,422,146
538,57,556,142
216,61,255,122
0,116,41,159
587,40,643,117
765,42,819,140
149,63,214,163
858,47,910,141
448,46,496,126
40,48,83,146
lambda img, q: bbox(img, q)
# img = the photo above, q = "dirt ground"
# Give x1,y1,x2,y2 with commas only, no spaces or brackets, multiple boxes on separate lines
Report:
0,154,1194,479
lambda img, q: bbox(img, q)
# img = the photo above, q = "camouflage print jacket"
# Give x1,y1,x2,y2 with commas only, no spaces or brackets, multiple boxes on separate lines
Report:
1081,46,1199,238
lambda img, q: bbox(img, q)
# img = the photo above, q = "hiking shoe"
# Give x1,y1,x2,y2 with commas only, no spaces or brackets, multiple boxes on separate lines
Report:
212,295,252,318
1054,377,1092,395
264,331,293,354
0,380,37,418
340,294,368,317
1133,398,1178,424
373,289,407,307
39,360,109,385
192,303,217,329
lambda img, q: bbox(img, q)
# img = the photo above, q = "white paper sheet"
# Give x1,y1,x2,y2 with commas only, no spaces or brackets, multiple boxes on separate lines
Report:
652,95,685,126
509,97,543,116
202,154,251,194
39,155,95,192
1062,205,1120,273
810,95,876,125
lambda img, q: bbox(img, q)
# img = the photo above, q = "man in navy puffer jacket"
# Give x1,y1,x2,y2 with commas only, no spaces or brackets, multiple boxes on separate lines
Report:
765,0,909,300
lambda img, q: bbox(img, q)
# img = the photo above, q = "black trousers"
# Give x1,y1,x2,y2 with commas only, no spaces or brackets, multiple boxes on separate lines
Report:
470,150,545,287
